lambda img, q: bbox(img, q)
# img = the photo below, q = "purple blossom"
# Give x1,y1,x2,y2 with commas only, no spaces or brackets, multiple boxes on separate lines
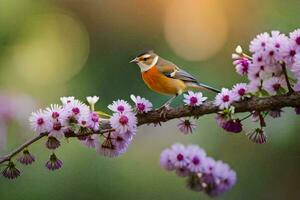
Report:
81,134,99,148
222,119,243,133
18,150,35,165
186,145,206,172
249,32,270,53
45,136,61,149
183,91,207,106
233,58,250,76
246,128,267,144
130,94,153,113
160,149,175,171
177,118,197,134
2,161,21,179
45,153,63,171
160,144,237,197
289,29,300,51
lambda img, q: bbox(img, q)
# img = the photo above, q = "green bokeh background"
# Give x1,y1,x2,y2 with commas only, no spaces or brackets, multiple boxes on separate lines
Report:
1,0,300,199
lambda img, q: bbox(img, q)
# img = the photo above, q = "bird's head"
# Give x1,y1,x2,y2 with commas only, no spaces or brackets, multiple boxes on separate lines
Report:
130,50,159,72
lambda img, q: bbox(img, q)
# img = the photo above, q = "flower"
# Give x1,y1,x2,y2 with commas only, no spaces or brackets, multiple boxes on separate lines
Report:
177,118,197,134
291,54,300,78
81,134,99,148
247,79,262,93
97,137,119,157
246,128,267,144
2,161,21,179
249,32,270,53
130,94,153,113
221,119,243,133
183,91,207,106
232,83,248,101
214,88,235,109
88,112,100,131
169,143,188,168
48,121,65,140
45,136,61,149
60,96,75,105
29,109,51,134
109,111,137,134
289,28,300,50
111,131,132,155
208,161,237,197
18,150,35,165
186,145,206,173
160,149,175,171
235,45,243,54
45,153,63,171
86,96,99,106
160,144,237,197
44,104,68,125
262,77,287,95
64,99,90,120
108,99,132,113
233,58,250,76
264,31,289,64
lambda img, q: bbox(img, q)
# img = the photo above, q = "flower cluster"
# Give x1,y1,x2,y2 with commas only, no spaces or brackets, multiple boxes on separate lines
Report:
213,29,300,144
160,144,237,197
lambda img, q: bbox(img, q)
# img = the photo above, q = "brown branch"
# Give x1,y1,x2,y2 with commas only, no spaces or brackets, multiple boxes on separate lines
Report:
1,92,300,164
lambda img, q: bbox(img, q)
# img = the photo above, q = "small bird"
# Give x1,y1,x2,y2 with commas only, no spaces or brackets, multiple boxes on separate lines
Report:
130,50,220,111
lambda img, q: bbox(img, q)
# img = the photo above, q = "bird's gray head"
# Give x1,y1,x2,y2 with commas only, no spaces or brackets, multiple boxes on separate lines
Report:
130,50,159,72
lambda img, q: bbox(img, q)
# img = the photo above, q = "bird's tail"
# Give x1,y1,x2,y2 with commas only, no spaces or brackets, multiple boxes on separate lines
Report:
186,82,221,93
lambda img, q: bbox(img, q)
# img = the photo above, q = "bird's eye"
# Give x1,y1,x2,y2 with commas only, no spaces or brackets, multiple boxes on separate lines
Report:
143,57,148,61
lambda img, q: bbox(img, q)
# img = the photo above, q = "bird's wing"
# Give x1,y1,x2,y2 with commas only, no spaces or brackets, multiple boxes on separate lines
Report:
156,58,199,83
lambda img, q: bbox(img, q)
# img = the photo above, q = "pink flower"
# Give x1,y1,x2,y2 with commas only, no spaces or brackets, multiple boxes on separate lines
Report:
160,149,175,171
232,83,248,101
88,112,100,131
48,121,65,140
249,32,270,53
109,111,137,134
60,96,75,105
130,95,153,113
247,80,262,93
262,77,287,95
291,54,300,78
64,99,90,120
183,91,207,106
169,143,188,168
81,134,99,148
177,118,197,134
186,145,206,173
264,31,289,64
214,88,235,109
289,28,300,51
45,104,68,126
246,128,267,144
108,99,132,113
29,109,51,134
233,58,250,76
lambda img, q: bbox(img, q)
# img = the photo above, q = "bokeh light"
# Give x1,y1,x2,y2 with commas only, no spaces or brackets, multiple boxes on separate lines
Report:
164,0,228,61
0,13,89,87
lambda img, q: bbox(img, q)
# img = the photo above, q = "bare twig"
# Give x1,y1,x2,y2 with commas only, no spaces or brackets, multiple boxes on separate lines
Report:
281,62,294,95
1,92,300,164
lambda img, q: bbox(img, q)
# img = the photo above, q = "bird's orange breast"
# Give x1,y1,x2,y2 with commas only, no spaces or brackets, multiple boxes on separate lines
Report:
142,66,186,96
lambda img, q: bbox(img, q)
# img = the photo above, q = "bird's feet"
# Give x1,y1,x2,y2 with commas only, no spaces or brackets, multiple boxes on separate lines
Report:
157,104,172,120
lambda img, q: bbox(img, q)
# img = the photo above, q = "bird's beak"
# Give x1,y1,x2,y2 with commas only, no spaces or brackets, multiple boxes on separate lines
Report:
130,57,139,64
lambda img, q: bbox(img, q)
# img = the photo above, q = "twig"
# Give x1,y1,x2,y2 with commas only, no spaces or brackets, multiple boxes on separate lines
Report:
1,92,300,164
281,62,294,95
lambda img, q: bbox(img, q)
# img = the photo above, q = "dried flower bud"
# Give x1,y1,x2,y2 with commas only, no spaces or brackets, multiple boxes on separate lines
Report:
2,161,21,179
18,150,35,165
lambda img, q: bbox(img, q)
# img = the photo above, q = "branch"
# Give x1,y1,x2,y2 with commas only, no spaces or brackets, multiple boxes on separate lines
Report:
1,92,300,164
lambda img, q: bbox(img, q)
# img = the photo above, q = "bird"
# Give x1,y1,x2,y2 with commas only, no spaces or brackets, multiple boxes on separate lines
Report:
130,50,220,113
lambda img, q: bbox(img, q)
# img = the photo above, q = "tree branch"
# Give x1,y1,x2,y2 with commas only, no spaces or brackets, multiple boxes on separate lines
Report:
1,92,300,164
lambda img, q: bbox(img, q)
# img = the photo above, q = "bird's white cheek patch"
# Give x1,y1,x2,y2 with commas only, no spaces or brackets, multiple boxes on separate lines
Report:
139,56,158,72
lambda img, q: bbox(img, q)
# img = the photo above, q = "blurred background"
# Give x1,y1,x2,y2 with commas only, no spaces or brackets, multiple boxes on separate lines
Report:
1,0,300,199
